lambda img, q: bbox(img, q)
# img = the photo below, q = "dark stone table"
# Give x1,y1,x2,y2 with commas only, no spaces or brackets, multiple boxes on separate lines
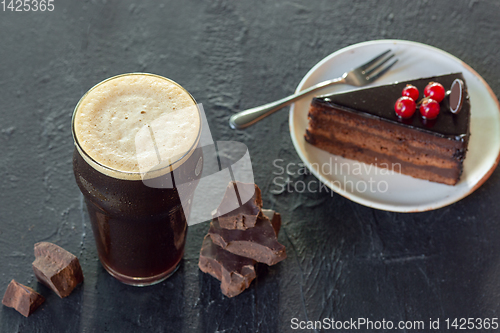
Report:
1,1,500,332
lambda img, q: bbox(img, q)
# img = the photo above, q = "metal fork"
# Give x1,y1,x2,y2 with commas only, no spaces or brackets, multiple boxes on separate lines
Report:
229,49,398,129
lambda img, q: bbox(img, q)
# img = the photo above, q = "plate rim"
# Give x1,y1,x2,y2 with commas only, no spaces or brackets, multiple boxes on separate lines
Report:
289,39,500,212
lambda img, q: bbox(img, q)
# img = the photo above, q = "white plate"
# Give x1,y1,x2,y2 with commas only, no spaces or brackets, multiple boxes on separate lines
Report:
289,40,500,212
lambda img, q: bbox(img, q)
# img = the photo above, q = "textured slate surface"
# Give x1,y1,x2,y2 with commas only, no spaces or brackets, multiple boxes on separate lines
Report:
1,0,500,332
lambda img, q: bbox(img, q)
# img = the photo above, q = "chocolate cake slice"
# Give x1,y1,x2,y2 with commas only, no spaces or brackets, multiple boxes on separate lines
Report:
305,73,471,185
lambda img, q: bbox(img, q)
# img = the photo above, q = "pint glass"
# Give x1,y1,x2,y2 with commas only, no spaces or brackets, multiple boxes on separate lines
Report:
72,73,202,286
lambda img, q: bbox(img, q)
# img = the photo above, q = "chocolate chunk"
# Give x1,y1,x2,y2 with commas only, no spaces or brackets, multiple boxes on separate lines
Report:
32,242,84,298
2,279,45,317
209,209,286,266
199,235,256,298
262,209,281,236
216,181,263,230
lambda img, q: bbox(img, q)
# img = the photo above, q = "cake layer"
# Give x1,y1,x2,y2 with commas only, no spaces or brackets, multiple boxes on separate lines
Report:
308,133,460,185
308,119,459,169
308,102,466,160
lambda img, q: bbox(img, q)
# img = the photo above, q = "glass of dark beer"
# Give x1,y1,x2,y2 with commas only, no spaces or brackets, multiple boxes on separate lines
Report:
72,73,202,286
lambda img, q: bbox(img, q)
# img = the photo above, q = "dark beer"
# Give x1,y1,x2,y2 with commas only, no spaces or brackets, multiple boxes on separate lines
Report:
72,73,201,286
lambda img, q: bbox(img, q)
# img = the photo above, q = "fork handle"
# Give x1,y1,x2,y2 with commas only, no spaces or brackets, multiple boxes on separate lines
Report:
229,77,346,129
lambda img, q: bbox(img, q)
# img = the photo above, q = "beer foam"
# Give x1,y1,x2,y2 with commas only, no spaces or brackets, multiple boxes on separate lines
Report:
73,74,200,179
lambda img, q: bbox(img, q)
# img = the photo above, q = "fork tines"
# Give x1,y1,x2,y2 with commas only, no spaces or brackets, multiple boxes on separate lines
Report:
361,49,398,81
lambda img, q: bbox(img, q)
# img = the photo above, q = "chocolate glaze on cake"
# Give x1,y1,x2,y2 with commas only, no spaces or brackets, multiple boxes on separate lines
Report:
315,73,470,140
305,73,471,185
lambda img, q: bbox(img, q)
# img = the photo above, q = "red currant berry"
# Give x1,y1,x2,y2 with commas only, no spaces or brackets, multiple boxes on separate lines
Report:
394,96,416,118
423,82,445,103
419,98,440,119
402,84,419,101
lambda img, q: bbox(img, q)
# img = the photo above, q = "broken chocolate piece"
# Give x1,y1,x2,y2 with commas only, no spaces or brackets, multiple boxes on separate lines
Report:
216,181,263,230
2,279,45,317
32,242,84,298
209,210,286,266
199,235,256,298
262,209,281,236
